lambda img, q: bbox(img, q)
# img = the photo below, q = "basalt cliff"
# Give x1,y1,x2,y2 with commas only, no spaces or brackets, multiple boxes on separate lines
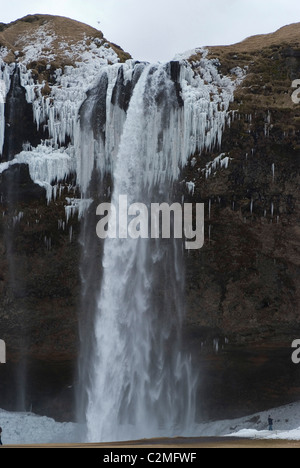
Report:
0,14,299,424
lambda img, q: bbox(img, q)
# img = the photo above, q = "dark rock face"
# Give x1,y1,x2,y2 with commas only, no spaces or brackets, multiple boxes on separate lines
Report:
111,66,133,112
0,24,299,424
0,164,46,203
82,72,109,143
169,61,184,107
2,67,47,161
0,163,80,419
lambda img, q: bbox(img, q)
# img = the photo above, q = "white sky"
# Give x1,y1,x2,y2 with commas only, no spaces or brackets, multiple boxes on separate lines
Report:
1,0,300,62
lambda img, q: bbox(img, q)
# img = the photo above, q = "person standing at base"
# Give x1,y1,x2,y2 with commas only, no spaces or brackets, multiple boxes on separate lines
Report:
268,416,273,431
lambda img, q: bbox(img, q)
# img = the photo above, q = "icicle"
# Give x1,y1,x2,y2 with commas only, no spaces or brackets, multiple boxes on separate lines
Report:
44,236,52,251
190,157,197,168
213,338,219,354
12,212,24,227
65,198,93,223
186,181,195,196
221,156,230,169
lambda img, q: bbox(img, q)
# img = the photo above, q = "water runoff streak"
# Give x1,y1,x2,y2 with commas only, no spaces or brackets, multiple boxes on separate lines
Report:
77,56,240,442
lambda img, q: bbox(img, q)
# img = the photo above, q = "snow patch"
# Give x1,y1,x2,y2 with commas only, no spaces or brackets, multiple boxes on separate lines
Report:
0,144,76,203
0,409,77,445
186,181,195,196
1,401,300,444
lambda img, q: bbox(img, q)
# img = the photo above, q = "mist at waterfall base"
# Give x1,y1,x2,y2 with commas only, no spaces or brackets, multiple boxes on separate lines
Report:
0,44,242,443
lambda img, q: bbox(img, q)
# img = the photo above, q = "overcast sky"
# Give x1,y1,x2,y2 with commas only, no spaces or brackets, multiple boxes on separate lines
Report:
1,0,300,62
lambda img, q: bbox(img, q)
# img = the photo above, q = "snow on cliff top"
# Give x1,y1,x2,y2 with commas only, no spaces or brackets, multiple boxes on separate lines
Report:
0,14,130,65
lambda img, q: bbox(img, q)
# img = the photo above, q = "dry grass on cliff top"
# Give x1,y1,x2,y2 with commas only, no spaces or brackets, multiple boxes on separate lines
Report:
209,22,300,54
0,14,102,45
188,22,300,66
199,22,300,114
0,14,130,64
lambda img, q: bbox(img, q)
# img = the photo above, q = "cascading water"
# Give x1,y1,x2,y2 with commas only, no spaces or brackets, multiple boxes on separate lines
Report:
85,63,197,442
76,55,241,442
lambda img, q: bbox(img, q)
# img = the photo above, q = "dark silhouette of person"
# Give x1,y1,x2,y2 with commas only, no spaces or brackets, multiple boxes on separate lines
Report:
0,427,2,445
268,416,273,431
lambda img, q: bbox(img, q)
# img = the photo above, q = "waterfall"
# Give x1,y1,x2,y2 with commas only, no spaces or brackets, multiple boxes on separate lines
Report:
75,55,241,443
84,63,195,442
0,40,242,438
